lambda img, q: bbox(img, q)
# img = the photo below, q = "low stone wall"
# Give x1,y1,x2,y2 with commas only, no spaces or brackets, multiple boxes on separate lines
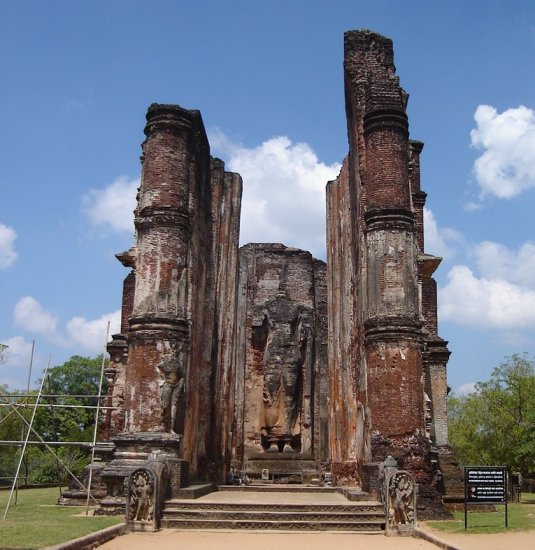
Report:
414,527,462,550
43,523,126,550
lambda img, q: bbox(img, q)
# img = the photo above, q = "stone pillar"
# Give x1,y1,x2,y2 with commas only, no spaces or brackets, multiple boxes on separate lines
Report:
326,157,368,486
123,104,197,434
209,157,242,480
421,259,451,447
342,31,425,442
362,98,424,438
334,32,447,514
409,140,426,254
102,251,136,439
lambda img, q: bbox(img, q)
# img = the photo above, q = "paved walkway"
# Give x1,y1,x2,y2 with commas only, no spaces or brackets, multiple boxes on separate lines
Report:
97,526,535,550
98,530,440,550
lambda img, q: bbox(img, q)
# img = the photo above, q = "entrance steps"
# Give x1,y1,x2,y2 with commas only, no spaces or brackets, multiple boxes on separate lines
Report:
161,485,385,531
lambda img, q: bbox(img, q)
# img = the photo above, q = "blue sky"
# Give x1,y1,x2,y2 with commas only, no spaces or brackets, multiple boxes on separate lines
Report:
1,1,535,395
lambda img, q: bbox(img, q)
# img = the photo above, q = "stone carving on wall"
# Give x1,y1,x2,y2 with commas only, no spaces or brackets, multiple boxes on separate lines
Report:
157,347,186,434
386,470,416,535
127,470,154,522
257,300,313,453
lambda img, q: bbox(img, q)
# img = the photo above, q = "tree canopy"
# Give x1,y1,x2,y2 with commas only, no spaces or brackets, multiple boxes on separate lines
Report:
0,343,7,364
0,354,108,485
448,354,535,477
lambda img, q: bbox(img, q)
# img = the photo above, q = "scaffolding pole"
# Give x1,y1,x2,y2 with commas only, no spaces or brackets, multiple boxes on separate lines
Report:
3,355,50,519
0,403,116,410
1,326,113,518
5,394,108,399
84,321,110,515
16,340,34,503
0,394,100,507
0,441,94,447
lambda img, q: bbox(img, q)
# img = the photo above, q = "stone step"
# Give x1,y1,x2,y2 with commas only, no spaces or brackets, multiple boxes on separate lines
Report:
162,485,385,532
219,484,358,493
160,517,385,531
164,501,383,513
217,485,374,501
163,509,384,522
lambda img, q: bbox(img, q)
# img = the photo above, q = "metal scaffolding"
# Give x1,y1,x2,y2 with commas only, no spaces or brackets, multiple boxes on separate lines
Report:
0,322,112,519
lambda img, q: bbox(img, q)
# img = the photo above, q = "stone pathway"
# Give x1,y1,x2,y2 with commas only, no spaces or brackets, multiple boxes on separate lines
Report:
97,530,439,550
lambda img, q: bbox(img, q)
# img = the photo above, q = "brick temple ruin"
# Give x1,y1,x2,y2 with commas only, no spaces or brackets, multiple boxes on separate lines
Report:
93,30,453,524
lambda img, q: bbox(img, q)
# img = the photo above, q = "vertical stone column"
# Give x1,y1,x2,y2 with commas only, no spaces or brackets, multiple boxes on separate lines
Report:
421,260,451,447
209,158,242,479
124,104,197,434
326,156,368,485
336,35,447,512
102,252,135,440
337,31,447,514
411,138,451,448
356,40,424,443
409,140,426,254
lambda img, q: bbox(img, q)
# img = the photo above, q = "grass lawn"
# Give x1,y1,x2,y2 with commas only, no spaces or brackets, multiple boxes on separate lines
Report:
426,497,535,534
0,487,123,548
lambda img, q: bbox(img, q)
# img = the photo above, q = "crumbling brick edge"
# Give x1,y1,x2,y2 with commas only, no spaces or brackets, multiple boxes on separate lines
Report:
43,522,126,550
414,527,462,550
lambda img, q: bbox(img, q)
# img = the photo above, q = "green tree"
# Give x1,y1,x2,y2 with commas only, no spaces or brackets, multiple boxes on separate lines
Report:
0,355,108,485
35,355,108,443
448,354,535,476
0,384,22,485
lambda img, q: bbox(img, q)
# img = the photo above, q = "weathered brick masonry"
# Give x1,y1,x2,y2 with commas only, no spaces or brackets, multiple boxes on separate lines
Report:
100,29,451,518
326,30,449,515
233,244,328,478
104,104,242,481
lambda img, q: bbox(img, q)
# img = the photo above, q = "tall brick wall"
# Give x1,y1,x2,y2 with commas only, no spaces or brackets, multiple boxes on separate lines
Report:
104,104,242,481
209,158,242,479
327,30,449,514
327,157,370,485
100,30,452,508
340,28,425,444
233,244,328,475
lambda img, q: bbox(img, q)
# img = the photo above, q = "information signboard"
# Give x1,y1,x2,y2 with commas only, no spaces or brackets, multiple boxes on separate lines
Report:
464,466,508,528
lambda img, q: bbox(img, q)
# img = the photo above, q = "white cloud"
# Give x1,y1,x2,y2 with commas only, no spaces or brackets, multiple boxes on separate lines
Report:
0,222,17,269
84,176,138,233
210,130,341,258
472,240,535,288
423,207,463,259
439,265,535,329
13,296,65,345
463,201,483,212
456,382,477,396
13,296,119,354
66,310,121,354
471,104,535,199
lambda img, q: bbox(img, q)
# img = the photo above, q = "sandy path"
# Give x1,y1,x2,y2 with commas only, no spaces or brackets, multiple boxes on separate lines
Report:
420,525,535,549
98,530,438,550
97,527,535,550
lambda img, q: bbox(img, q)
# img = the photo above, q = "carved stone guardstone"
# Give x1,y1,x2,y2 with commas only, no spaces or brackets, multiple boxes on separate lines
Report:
385,469,417,536
126,459,168,532
98,432,184,517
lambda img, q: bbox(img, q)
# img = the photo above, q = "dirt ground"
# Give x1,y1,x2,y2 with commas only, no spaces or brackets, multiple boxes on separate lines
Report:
97,527,535,550
420,524,535,549
97,529,438,550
